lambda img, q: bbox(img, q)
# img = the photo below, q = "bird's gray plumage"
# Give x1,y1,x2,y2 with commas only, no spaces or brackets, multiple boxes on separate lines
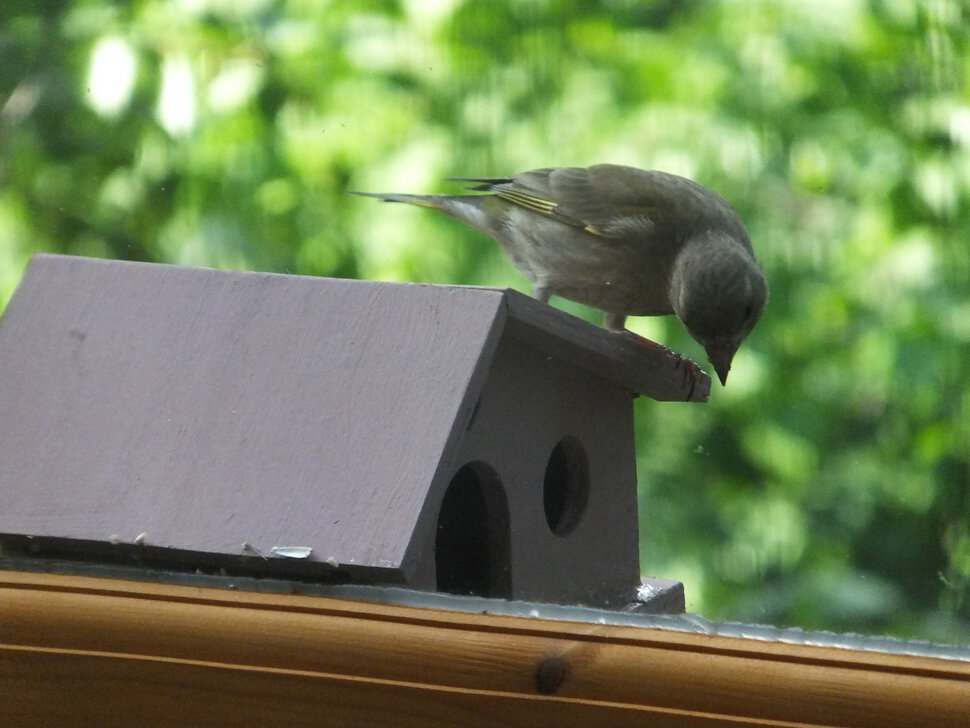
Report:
354,164,767,384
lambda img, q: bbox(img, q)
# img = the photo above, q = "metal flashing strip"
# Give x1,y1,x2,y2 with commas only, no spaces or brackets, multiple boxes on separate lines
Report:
3,555,966,663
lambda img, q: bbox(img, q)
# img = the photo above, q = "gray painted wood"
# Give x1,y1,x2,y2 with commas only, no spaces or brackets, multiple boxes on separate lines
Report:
0,255,699,608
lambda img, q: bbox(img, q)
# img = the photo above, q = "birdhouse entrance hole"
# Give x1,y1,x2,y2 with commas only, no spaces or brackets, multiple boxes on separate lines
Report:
543,436,590,536
435,462,511,598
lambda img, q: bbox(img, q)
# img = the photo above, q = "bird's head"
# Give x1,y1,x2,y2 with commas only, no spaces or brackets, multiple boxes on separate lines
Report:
670,231,768,385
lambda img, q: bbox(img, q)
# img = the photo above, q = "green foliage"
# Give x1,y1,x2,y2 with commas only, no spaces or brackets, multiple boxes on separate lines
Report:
1,0,968,642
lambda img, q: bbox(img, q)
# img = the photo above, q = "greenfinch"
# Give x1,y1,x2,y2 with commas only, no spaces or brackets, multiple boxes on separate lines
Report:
355,164,767,385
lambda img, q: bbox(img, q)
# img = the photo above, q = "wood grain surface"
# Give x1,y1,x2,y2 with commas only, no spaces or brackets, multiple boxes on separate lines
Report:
3,571,968,727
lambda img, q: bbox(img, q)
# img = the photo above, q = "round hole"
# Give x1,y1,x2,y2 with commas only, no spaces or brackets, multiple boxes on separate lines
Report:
543,436,589,536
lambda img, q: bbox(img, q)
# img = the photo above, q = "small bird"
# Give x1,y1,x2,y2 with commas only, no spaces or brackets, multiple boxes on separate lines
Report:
354,164,767,385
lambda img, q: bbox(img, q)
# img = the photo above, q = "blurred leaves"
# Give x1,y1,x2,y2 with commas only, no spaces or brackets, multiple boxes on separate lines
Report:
1,0,969,642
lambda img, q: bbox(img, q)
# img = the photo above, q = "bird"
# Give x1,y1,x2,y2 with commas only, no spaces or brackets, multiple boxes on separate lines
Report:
354,164,767,385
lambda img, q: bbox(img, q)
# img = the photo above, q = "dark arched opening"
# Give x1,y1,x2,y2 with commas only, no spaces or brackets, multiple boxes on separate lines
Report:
435,462,511,598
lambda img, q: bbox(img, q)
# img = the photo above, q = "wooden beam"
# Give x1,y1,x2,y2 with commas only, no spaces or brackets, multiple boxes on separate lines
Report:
2,571,968,727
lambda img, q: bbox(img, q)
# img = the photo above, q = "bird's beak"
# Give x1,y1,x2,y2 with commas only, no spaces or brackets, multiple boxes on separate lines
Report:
705,340,739,386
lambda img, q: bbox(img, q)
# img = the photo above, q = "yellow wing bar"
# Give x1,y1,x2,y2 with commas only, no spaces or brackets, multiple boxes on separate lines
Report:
494,187,560,216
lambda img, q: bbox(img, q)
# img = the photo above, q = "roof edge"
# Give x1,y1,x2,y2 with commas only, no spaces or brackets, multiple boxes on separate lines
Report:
493,287,710,402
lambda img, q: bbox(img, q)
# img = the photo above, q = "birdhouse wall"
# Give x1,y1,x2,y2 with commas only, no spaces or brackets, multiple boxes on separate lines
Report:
406,333,641,608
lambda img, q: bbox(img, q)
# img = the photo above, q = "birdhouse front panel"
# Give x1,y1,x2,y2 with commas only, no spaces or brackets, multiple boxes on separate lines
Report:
406,326,642,609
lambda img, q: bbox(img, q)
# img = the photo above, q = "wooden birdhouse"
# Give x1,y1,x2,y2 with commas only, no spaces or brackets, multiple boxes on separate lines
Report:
0,254,706,610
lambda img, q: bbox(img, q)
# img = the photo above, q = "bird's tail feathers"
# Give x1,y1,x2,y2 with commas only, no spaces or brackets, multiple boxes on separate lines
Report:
349,191,442,208
352,190,493,235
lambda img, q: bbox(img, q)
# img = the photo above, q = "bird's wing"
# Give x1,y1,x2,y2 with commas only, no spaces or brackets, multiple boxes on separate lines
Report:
450,167,664,238
448,171,588,230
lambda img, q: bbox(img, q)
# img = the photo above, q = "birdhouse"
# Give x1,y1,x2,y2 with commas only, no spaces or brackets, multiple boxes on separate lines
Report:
0,255,707,610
